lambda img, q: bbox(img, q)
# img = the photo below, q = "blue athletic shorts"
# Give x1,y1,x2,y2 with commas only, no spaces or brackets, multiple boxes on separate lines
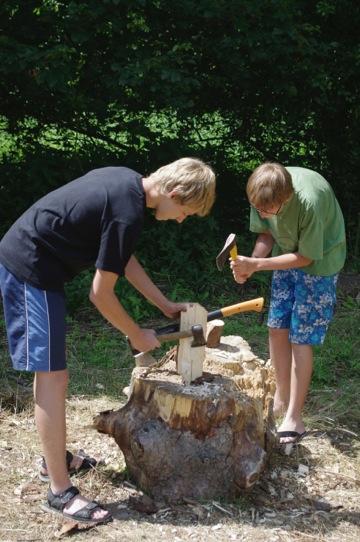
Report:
267,269,338,345
0,263,66,372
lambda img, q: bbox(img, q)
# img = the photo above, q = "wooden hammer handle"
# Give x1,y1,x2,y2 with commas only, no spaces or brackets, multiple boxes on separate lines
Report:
156,330,193,342
230,245,238,260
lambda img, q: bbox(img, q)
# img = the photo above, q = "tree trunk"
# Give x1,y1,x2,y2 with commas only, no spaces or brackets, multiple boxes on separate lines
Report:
94,335,276,503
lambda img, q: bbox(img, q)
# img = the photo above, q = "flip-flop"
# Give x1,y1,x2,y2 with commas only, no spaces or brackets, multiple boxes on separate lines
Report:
39,450,97,483
277,430,307,444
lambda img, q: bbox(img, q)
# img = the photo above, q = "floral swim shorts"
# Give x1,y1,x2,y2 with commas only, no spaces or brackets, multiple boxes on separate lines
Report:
267,269,338,345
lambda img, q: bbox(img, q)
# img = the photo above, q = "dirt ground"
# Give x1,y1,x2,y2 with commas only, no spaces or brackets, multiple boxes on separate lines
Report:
0,392,359,542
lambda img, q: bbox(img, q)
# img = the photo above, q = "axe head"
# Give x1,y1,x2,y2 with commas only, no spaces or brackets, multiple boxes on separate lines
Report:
216,233,237,271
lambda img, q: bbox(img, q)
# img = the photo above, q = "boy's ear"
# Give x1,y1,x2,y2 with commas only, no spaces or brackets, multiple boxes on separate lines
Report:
169,189,180,199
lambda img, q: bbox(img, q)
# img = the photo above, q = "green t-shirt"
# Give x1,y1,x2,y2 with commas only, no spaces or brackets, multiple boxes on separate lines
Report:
249,167,346,276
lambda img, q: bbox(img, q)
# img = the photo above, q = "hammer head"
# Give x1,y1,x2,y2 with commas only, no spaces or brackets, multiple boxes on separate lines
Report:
216,233,237,271
190,324,206,347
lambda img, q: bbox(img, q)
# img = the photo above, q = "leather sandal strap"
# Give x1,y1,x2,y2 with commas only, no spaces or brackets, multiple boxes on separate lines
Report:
73,501,108,521
47,486,79,510
76,450,97,469
65,450,74,469
41,450,74,471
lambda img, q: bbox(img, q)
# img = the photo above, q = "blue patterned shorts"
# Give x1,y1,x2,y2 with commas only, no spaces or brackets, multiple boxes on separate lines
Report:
268,269,338,345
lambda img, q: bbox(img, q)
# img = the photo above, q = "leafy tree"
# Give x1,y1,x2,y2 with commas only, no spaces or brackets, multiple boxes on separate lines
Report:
1,0,359,258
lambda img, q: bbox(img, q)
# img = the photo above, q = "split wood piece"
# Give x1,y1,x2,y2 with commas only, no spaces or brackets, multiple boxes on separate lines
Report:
177,302,207,384
206,319,224,348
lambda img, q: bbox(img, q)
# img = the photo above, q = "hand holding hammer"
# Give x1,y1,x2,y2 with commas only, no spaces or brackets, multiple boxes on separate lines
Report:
128,324,206,367
216,233,250,283
230,256,258,284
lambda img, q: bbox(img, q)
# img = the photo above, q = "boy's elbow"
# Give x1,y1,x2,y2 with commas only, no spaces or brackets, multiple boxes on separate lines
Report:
89,282,114,306
89,287,99,305
300,255,313,266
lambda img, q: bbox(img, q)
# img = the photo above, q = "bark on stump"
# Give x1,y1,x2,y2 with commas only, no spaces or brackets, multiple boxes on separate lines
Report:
94,335,276,503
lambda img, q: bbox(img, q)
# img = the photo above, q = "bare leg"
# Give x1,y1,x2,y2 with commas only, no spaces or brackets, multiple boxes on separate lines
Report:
34,370,70,492
34,371,108,520
277,343,313,442
269,328,292,417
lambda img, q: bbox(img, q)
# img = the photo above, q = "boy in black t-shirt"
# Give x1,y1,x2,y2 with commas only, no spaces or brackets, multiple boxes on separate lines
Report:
0,157,216,524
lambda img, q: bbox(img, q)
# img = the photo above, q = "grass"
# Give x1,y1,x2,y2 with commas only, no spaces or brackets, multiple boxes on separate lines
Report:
66,315,133,398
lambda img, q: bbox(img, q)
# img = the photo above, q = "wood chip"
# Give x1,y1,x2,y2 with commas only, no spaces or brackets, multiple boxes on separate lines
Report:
297,464,309,476
55,520,79,539
211,501,233,515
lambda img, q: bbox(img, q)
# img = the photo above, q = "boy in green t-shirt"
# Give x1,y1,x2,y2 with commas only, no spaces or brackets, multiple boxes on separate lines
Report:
231,163,346,444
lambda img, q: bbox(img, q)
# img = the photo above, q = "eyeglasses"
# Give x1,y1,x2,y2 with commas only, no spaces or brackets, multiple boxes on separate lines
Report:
251,203,283,216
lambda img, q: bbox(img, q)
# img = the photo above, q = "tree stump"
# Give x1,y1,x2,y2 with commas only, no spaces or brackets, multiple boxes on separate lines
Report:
94,335,276,503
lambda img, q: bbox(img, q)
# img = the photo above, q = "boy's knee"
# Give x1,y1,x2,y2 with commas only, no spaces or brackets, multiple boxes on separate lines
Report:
269,327,289,339
35,369,69,391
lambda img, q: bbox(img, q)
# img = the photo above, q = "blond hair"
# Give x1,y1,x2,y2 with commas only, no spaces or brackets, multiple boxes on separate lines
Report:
247,162,293,208
149,157,216,216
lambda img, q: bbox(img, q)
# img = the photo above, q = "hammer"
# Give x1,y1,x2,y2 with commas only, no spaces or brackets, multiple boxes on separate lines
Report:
130,325,206,367
216,233,238,271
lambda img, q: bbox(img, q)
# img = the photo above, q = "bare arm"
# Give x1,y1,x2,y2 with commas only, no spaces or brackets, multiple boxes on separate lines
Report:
125,255,187,318
89,269,160,352
251,232,274,258
231,251,312,282
231,232,312,283
240,252,312,272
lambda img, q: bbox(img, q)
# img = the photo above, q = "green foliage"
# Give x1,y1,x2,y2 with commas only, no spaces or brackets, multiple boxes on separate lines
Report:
1,0,360,265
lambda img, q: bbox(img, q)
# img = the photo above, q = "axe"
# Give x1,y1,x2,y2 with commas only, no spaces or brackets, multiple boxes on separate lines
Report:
216,233,238,271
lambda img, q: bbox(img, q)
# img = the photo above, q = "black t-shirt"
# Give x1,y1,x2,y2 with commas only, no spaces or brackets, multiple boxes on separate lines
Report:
0,167,145,291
